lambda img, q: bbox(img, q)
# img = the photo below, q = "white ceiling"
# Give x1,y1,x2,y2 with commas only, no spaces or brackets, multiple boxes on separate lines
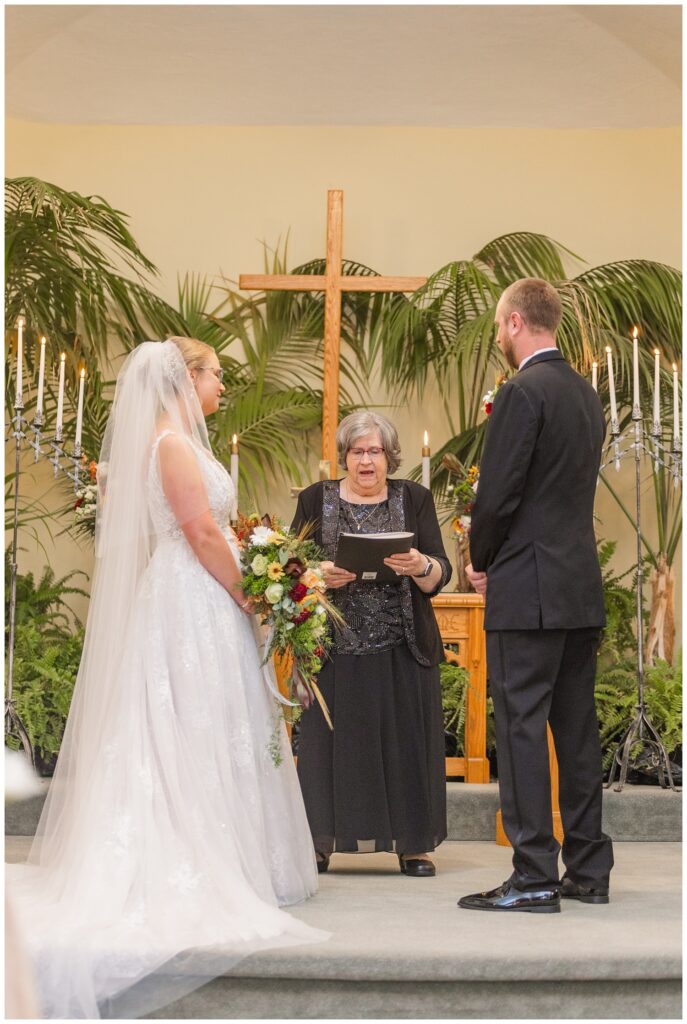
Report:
5,4,682,128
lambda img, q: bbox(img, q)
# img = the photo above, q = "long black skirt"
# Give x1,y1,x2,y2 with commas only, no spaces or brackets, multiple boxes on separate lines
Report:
296,643,447,856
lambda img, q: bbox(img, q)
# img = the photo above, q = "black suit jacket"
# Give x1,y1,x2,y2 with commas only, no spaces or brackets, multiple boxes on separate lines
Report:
470,350,606,631
291,478,452,666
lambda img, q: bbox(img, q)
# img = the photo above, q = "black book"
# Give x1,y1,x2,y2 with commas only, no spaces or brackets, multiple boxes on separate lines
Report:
334,531,414,583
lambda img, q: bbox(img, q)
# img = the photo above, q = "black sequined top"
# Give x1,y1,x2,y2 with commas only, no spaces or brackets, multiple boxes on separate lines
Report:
291,479,452,668
333,499,405,655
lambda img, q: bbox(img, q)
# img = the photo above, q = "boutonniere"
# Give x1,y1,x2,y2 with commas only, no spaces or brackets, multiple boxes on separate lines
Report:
482,373,510,416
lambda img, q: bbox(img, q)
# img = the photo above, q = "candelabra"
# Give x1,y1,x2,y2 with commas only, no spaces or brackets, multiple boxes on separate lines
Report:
6,402,87,765
600,413,681,792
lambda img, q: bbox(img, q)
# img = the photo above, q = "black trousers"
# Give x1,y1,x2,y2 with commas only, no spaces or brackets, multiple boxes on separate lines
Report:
487,628,614,891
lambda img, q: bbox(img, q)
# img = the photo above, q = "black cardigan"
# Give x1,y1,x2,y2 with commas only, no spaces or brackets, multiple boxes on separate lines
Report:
291,478,452,667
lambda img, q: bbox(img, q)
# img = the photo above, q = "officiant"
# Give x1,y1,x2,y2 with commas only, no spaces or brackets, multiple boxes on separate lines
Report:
291,411,451,877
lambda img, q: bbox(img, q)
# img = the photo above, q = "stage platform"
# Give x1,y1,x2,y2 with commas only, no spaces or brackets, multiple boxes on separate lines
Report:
6,780,683,841
6,837,681,1019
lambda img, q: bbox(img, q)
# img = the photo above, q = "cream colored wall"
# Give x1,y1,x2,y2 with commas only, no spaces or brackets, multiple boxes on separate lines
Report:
6,121,681,639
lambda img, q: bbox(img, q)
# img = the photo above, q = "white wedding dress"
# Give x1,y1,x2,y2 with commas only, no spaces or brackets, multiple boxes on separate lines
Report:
8,421,325,1019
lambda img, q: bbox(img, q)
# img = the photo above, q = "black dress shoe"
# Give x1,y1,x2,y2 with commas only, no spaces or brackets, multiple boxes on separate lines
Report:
560,876,609,904
316,855,330,874
398,855,436,877
458,880,560,913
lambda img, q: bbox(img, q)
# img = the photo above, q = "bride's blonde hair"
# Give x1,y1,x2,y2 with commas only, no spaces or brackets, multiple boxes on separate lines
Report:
167,335,215,372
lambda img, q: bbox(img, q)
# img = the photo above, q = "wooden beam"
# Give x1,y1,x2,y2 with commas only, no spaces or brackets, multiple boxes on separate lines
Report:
238,274,327,291
322,190,343,474
340,276,427,292
239,190,428,478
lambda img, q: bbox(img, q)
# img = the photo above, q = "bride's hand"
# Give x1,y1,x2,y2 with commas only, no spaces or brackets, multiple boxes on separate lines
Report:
320,560,356,590
235,594,256,615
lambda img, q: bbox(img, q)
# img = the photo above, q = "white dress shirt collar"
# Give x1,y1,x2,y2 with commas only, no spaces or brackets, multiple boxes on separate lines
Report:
519,347,559,371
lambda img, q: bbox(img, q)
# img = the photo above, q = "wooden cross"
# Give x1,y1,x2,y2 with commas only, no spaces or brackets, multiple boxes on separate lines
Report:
239,189,427,477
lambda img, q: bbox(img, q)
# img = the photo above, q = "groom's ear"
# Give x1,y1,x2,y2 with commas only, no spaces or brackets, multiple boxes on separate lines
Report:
510,311,524,334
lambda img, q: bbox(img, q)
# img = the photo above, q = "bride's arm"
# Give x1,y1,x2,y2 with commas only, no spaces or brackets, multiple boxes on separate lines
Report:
158,434,250,612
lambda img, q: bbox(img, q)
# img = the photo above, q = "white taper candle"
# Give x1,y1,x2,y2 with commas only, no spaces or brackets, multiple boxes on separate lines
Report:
421,430,430,489
56,353,66,435
36,337,46,418
75,368,86,447
15,318,23,404
591,361,598,392
653,349,661,434
606,347,619,431
632,327,640,416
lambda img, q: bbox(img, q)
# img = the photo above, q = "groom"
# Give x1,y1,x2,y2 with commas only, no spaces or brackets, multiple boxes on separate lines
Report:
459,278,614,914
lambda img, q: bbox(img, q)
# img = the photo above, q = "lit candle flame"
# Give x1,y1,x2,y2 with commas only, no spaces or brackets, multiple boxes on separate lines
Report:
654,349,660,356
80,367,86,379
673,363,678,372
605,346,612,354
423,430,429,446
232,433,238,445
60,352,66,362
40,336,46,346
632,326,639,339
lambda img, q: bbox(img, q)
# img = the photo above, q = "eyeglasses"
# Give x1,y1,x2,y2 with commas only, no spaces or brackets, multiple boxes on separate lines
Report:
348,447,385,460
199,366,225,382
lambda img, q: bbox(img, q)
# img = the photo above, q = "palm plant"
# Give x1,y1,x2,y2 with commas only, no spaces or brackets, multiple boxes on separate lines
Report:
174,242,398,505
6,177,184,367
381,232,681,654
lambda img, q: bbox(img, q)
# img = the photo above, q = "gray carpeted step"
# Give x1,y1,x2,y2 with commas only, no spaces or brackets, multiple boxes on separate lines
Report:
446,782,682,841
5,838,682,1020
6,779,682,841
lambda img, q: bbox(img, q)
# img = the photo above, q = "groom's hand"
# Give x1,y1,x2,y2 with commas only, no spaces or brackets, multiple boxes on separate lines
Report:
466,562,487,596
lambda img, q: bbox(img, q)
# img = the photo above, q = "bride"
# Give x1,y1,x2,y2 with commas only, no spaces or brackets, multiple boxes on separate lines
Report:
7,338,326,1019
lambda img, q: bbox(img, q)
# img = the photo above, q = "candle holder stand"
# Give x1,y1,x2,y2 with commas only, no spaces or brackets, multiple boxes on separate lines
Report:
599,417,681,793
5,407,87,765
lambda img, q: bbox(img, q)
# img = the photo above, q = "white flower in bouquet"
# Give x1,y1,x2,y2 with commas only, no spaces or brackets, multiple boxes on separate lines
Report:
264,582,284,605
249,526,274,547
250,554,268,576
460,515,472,532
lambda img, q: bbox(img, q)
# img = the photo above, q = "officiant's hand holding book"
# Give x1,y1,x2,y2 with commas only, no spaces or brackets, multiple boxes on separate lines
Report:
334,531,415,584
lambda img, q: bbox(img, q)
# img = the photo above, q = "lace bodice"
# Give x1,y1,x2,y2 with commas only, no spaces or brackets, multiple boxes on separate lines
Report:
148,430,235,539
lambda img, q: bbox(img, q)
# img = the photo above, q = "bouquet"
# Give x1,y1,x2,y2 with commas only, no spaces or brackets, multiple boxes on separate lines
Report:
237,513,341,729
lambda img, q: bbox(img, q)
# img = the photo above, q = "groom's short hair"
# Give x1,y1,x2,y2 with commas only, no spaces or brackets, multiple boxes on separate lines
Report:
500,278,562,334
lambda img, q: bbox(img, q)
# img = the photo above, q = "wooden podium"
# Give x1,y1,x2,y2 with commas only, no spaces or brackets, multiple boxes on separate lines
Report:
430,593,490,783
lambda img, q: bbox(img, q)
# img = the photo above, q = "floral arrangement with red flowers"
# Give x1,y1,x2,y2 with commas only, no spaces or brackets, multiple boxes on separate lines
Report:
482,373,510,416
73,459,99,537
237,513,342,729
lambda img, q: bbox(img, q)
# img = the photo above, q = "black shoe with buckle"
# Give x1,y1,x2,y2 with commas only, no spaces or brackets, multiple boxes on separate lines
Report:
560,876,609,904
398,854,436,877
316,854,330,874
458,880,560,913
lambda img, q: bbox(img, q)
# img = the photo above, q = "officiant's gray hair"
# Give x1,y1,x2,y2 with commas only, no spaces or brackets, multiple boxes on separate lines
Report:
337,411,402,473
